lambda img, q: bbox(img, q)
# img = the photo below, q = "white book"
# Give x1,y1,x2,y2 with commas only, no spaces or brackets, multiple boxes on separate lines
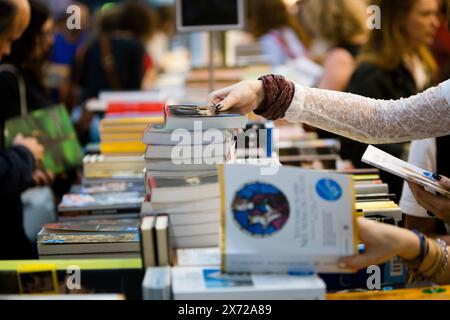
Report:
141,216,157,268
145,142,233,160
219,164,357,274
144,160,219,172
156,215,171,266
354,183,389,195
171,233,219,249
99,90,166,103
172,267,326,300
169,210,220,226
143,124,234,146
362,145,450,198
171,222,220,238
176,247,220,267
142,267,172,300
141,197,220,215
145,175,219,203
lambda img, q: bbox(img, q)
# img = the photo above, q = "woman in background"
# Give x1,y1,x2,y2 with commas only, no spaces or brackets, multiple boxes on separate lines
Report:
300,0,368,91
246,0,311,67
346,0,441,199
0,0,46,260
1,0,55,189
71,1,156,145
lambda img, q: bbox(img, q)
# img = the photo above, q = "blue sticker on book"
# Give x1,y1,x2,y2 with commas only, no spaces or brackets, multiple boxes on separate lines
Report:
232,182,290,237
316,179,342,202
203,269,253,289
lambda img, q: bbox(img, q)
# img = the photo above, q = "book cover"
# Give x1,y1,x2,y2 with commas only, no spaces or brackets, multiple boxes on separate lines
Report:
219,164,358,274
58,192,144,212
171,267,326,300
362,145,450,198
4,105,83,174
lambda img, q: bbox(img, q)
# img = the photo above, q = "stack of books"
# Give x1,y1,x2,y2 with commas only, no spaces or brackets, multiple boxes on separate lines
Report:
99,116,163,156
141,105,247,249
37,219,141,260
278,139,341,170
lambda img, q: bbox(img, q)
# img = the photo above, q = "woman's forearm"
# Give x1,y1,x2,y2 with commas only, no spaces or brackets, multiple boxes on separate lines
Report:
284,81,450,144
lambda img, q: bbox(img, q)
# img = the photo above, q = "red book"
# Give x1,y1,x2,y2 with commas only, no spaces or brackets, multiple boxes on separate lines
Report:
107,102,166,115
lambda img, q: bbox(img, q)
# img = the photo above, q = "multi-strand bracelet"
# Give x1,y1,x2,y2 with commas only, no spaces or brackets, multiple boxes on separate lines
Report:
406,230,449,283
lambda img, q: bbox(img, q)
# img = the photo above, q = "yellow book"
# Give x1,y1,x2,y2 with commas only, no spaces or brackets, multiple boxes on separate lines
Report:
327,286,450,300
100,117,164,126
356,201,399,211
100,141,146,154
352,174,380,181
100,133,143,141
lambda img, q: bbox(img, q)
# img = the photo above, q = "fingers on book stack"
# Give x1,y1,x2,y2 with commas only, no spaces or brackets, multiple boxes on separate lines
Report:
141,105,247,250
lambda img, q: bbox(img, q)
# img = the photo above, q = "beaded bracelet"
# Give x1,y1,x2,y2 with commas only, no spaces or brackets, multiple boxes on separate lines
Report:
431,239,449,282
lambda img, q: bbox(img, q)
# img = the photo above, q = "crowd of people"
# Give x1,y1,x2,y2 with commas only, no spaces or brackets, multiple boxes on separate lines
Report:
1,0,450,286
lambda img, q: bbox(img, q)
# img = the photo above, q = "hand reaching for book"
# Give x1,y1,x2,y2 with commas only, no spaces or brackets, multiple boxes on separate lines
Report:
207,80,264,114
338,217,420,271
13,134,44,162
408,180,450,224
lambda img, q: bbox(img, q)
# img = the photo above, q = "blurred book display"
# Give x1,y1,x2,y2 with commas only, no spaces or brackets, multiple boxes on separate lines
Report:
0,259,143,299
4,105,83,174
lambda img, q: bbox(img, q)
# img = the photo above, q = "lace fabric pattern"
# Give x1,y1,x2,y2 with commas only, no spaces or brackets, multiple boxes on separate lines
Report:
285,80,450,144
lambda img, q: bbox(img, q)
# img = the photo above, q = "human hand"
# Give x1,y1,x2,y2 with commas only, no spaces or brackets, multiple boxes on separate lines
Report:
408,180,450,223
338,217,420,271
13,134,44,162
32,169,54,186
207,80,265,114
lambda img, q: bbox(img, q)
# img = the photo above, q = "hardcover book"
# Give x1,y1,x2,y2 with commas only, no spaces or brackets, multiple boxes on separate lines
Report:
4,105,83,174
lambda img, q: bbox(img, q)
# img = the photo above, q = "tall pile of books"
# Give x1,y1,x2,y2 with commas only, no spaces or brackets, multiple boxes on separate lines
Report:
141,105,247,249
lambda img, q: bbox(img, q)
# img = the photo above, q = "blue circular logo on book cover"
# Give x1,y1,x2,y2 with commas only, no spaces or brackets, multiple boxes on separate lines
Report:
232,182,290,237
316,179,342,201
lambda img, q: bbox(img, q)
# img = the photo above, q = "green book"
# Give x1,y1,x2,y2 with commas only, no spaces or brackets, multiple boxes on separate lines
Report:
4,105,83,174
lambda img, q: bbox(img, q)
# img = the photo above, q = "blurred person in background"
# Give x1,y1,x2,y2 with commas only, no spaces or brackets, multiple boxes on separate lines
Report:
346,0,441,199
298,0,368,169
146,4,175,74
71,1,156,145
431,0,450,83
400,0,450,243
0,0,47,260
2,0,55,117
299,0,368,92
246,0,312,67
50,1,91,105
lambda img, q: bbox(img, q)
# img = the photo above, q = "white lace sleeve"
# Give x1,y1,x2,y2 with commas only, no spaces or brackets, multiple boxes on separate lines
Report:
285,80,450,144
